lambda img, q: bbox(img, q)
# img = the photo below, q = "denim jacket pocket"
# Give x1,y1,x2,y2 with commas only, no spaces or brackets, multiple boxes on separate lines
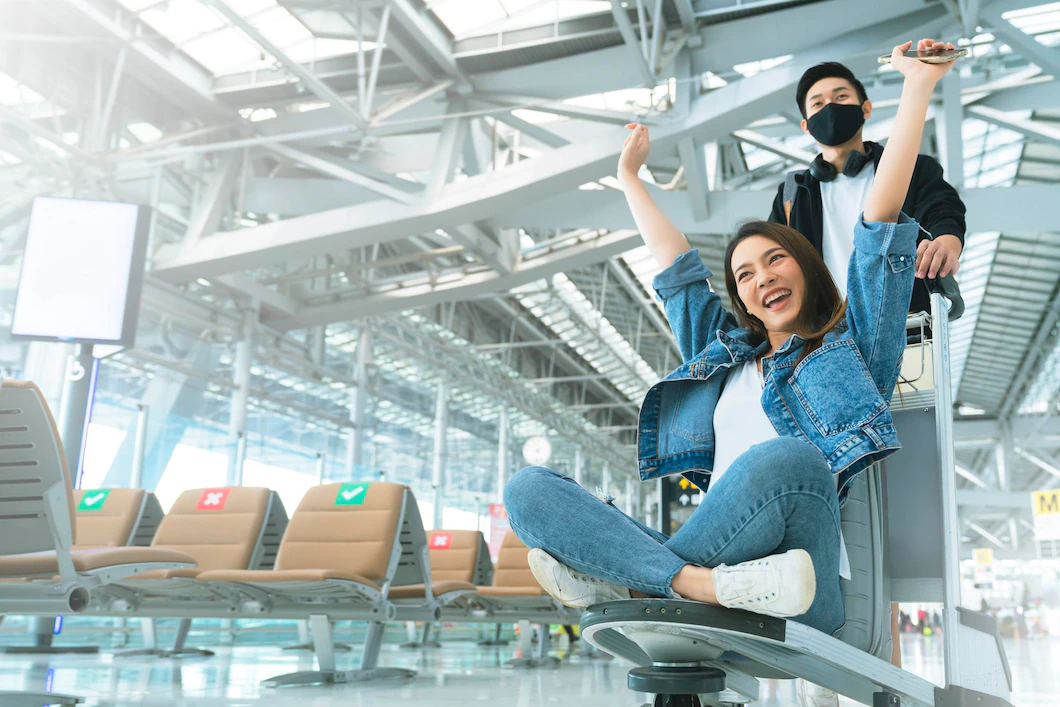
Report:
887,253,915,274
667,379,716,445
788,340,887,437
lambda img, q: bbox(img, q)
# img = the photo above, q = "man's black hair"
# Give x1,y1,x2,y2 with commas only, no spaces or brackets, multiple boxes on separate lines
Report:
796,62,869,118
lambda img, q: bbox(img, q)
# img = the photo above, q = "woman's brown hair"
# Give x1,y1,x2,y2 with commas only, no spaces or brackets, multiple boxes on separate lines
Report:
723,220,847,364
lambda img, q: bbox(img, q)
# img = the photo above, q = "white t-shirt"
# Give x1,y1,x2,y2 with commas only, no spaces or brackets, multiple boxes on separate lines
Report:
711,359,851,579
820,162,876,297
711,359,778,489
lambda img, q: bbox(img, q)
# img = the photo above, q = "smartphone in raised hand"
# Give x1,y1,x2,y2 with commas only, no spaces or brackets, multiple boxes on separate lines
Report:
878,47,969,64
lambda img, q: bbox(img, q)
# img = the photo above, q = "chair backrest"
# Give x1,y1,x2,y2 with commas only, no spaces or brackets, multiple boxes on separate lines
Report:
73,488,148,549
492,531,539,588
130,492,165,546
836,468,889,659
275,482,412,584
883,407,947,603
151,487,275,572
0,380,76,556
426,529,492,584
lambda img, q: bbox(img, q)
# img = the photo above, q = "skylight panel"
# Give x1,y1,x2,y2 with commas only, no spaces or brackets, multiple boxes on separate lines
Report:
431,0,507,35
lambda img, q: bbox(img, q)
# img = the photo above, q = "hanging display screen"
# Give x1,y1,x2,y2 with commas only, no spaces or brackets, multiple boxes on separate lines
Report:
10,196,150,346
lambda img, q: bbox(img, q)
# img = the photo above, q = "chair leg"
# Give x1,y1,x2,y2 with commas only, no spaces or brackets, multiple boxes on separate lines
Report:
506,620,558,669
283,619,352,652
478,622,509,646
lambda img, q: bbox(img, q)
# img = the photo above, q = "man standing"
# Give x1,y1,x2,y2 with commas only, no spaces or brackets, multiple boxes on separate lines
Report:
769,54,968,707
770,60,967,310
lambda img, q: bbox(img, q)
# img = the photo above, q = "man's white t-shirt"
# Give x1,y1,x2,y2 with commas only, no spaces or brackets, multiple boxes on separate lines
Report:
820,161,876,297
711,359,851,580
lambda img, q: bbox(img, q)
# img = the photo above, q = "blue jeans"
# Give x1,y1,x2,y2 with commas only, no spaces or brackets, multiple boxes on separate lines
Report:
504,436,845,634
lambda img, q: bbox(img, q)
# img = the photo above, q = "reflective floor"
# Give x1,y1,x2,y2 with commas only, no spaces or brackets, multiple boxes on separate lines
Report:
0,629,1055,706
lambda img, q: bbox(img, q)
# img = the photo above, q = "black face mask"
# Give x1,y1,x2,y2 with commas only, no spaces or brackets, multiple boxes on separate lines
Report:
806,103,865,146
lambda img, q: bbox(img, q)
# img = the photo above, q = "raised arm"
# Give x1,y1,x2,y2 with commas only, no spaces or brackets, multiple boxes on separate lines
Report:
863,39,957,223
618,124,691,269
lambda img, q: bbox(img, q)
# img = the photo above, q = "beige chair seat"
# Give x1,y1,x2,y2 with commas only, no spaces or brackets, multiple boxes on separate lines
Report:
196,568,381,589
0,547,195,577
388,580,476,599
126,568,204,581
474,585,546,597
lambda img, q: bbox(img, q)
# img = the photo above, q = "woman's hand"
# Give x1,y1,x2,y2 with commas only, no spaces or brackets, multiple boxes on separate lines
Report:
619,123,650,185
888,39,958,86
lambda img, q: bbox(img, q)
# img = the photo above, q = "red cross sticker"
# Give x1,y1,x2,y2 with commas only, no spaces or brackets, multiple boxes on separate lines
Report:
196,488,232,511
430,532,453,550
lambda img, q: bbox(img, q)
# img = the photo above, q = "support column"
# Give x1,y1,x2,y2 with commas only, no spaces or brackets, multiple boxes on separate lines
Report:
129,404,148,488
938,71,964,190
574,447,584,486
227,309,256,487
496,406,509,502
602,461,610,498
624,477,634,515
431,378,451,530
316,452,327,484
58,344,97,488
345,329,371,478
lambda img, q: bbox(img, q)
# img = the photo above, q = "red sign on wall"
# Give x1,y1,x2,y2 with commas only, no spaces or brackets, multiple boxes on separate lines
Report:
196,488,232,511
430,532,453,550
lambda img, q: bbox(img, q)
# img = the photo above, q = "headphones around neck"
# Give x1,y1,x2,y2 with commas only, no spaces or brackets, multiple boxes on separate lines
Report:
808,148,872,182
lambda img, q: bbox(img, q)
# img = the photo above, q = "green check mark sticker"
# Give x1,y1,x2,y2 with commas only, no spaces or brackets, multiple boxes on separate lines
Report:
78,490,111,511
334,482,369,506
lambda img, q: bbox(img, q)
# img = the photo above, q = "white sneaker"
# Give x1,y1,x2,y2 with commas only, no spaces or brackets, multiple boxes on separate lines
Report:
711,549,816,618
796,678,840,706
527,549,631,608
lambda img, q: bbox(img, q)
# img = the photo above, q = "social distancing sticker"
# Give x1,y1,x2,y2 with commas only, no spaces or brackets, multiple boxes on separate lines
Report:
335,482,369,506
78,489,110,511
197,488,232,511
431,532,453,549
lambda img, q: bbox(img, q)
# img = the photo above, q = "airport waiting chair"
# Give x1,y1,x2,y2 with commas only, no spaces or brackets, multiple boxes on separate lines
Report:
190,481,438,687
111,486,287,658
448,531,579,667
0,380,196,707
399,529,493,647
579,294,1012,707
71,488,164,549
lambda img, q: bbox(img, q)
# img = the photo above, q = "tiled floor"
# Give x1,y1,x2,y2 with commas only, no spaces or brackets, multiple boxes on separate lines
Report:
0,631,1055,705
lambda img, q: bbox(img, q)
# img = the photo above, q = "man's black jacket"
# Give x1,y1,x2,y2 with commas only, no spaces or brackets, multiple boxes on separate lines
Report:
767,141,966,314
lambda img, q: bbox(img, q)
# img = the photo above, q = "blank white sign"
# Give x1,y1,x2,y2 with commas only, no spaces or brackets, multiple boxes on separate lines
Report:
11,197,140,343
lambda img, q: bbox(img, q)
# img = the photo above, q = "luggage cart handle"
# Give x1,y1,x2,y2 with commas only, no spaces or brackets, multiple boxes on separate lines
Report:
925,274,964,321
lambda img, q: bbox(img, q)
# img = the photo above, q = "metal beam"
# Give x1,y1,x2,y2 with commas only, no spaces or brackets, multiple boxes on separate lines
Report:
181,152,240,252
475,91,647,126
732,129,815,166
265,143,420,205
150,6,950,281
609,1,657,87
264,230,640,330
60,0,232,122
1015,447,1060,482
386,0,469,83
676,136,710,222
490,111,571,149
967,105,1060,148
206,0,367,130
966,521,1006,548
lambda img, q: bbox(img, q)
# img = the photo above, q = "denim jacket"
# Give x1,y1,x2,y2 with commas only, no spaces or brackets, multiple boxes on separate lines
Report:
638,214,919,503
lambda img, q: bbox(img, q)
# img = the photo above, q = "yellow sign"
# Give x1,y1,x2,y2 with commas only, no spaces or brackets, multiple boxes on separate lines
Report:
679,478,691,490
1032,489,1060,541
973,548,993,565
1033,490,1060,515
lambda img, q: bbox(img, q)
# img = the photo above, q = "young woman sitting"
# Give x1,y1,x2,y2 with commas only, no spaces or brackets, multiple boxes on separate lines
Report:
502,40,957,637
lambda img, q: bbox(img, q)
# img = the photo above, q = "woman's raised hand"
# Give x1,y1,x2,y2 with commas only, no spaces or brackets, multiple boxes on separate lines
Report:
888,39,958,85
619,123,650,184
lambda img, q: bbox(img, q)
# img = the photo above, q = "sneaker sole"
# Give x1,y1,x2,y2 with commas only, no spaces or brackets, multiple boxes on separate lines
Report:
782,549,817,616
525,551,576,606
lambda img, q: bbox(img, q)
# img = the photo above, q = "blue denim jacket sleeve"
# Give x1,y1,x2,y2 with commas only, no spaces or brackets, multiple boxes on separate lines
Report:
652,249,739,362
845,213,919,398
